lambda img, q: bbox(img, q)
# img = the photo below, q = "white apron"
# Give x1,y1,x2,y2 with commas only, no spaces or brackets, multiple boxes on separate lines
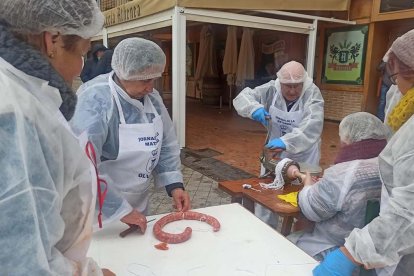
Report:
99,73,163,215
269,92,320,166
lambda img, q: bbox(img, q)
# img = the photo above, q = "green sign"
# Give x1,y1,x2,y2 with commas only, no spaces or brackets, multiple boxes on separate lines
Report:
322,25,368,85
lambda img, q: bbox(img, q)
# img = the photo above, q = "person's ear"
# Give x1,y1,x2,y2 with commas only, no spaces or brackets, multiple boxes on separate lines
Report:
43,32,60,59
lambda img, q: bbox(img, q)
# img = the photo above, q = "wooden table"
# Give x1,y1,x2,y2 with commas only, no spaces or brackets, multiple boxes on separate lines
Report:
218,178,302,235
88,204,317,275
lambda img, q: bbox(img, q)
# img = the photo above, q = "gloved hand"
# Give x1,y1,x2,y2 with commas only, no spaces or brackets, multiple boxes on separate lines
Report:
313,248,358,276
251,107,269,125
265,138,286,149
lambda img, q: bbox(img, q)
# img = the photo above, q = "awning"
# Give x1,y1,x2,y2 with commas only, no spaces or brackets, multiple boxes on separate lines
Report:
102,0,351,28
177,0,350,11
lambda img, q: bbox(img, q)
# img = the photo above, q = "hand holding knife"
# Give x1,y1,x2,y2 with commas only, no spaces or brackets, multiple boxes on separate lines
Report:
119,218,156,238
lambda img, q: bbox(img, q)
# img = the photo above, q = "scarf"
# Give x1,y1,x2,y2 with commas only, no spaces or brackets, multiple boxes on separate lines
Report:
387,87,414,132
334,139,387,164
0,21,77,120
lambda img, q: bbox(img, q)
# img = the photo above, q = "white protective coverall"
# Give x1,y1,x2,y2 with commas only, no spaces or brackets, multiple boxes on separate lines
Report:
0,57,101,275
345,115,414,275
233,77,324,165
294,158,382,259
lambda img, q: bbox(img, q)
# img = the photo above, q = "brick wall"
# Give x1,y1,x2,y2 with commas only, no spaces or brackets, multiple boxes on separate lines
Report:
321,90,363,121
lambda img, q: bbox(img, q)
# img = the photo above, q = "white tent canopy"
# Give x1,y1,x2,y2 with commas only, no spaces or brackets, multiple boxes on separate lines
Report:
94,2,354,147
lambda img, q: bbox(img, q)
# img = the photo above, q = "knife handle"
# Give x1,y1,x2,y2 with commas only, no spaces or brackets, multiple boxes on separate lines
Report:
119,225,139,238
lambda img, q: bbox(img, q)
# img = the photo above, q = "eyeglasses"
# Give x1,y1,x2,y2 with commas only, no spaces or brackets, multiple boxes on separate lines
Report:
281,83,303,90
385,62,399,85
388,72,398,85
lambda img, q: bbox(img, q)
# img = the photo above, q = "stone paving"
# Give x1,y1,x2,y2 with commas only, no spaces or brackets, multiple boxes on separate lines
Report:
148,166,232,216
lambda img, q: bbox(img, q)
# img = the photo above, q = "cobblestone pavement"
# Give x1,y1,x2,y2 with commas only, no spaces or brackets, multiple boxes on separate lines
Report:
148,166,232,216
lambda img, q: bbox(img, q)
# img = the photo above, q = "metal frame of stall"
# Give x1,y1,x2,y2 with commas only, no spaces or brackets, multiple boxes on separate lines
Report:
93,7,355,147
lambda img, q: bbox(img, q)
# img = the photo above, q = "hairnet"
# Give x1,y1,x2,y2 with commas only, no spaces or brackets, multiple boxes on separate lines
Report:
382,49,391,63
339,112,389,144
276,61,308,84
112,38,166,81
390,29,414,69
0,0,104,39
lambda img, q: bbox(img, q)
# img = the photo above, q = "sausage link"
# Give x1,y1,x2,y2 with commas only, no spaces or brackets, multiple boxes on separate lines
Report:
153,211,221,244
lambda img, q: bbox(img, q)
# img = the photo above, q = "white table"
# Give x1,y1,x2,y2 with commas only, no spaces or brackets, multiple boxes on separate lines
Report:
88,203,318,276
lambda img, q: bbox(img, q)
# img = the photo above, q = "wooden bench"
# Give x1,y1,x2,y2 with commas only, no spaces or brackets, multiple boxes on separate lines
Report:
218,177,302,235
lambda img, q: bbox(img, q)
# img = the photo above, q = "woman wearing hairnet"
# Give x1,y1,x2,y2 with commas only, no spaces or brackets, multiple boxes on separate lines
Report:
288,112,388,261
233,60,324,166
0,0,114,275
71,38,191,230
314,29,414,276
233,61,324,227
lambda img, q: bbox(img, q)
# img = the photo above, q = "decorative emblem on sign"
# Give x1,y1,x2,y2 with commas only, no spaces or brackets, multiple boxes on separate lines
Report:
328,40,361,71
322,25,368,85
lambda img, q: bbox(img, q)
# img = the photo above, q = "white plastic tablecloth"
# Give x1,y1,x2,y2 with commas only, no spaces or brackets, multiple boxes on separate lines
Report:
88,203,318,276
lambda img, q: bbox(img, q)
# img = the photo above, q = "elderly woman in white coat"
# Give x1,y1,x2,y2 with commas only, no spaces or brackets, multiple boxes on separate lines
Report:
288,112,388,261
0,0,114,275
314,28,414,276
71,38,191,231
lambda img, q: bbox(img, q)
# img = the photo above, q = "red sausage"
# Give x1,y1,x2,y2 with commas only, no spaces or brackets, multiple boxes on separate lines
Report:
153,211,220,244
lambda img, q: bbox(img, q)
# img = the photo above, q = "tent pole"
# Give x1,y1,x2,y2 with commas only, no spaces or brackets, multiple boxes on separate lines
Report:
229,85,232,109
102,27,108,48
172,6,187,148
306,19,318,78
102,28,108,48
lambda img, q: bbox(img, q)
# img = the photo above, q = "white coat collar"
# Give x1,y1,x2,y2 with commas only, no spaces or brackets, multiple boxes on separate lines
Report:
110,76,149,111
0,57,62,113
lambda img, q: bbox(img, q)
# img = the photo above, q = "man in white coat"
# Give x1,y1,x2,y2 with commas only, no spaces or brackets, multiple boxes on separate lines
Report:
233,60,324,167
233,61,324,227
